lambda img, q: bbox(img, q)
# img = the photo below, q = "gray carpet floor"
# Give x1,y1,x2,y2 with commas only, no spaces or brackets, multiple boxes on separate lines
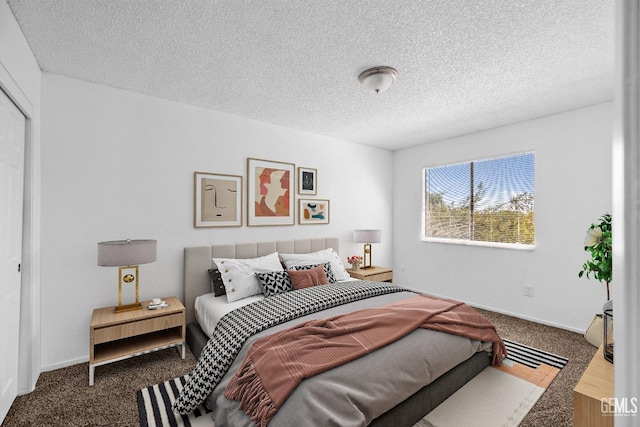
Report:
2,308,597,427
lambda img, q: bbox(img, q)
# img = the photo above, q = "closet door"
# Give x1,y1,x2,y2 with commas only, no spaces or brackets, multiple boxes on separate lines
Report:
0,87,25,422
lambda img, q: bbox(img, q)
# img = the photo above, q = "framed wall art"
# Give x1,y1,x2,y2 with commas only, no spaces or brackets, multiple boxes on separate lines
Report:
247,158,295,226
194,172,242,227
299,199,330,225
298,167,317,195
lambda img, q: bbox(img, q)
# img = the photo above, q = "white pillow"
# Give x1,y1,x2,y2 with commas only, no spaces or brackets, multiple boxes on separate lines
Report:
279,248,350,281
213,252,283,303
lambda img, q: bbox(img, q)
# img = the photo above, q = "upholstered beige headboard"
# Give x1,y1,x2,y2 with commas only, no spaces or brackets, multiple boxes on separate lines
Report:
183,237,339,324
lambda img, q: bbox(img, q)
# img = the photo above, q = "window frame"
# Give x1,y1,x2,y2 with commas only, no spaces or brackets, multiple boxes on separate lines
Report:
421,151,536,250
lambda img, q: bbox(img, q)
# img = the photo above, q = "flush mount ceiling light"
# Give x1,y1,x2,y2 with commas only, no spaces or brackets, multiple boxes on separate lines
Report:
358,66,398,94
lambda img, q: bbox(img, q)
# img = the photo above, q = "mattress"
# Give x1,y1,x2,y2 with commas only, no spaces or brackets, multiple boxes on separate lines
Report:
195,293,263,338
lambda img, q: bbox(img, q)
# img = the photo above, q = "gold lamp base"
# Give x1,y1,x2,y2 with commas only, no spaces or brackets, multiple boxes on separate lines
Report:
362,243,373,269
114,302,142,313
113,265,142,313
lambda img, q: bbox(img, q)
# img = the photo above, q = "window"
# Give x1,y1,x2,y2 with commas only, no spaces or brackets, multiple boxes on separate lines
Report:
423,151,535,247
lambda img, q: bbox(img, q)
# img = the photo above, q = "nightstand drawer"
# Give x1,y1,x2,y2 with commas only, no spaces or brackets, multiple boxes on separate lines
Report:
348,266,393,283
370,271,393,282
93,312,183,344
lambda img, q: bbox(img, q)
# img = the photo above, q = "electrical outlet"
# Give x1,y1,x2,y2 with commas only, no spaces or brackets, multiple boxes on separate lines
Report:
524,286,534,297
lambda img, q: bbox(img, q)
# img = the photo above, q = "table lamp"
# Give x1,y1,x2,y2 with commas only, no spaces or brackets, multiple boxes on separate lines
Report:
97,239,157,313
353,229,381,269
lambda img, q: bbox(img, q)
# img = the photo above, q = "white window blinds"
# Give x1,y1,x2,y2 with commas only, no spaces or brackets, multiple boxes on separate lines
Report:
423,151,535,246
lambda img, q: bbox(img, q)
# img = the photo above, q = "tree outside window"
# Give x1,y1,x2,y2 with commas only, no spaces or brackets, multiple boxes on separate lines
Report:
423,152,535,246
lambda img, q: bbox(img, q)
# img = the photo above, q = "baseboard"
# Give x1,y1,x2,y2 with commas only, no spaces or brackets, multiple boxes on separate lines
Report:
41,355,89,373
19,357,89,395
405,286,584,334
17,377,38,396
469,302,585,334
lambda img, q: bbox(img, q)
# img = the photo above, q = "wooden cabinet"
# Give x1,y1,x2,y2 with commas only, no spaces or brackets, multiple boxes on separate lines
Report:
573,345,614,426
348,266,393,283
89,296,185,385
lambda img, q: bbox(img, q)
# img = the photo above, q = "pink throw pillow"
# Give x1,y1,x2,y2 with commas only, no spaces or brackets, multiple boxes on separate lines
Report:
287,265,329,290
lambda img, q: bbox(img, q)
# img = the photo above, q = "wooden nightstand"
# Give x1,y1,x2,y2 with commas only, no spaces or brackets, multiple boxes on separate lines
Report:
89,296,185,386
348,266,393,283
573,345,614,426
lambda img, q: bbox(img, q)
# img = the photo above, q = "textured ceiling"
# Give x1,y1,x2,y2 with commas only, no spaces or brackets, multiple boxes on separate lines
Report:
7,0,614,151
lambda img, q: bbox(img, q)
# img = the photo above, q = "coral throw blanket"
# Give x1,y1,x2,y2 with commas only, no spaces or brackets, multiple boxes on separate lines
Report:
224,294,506,427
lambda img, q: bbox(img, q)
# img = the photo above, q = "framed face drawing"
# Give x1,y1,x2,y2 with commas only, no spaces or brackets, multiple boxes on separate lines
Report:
247,158,295,226
194,172,242,227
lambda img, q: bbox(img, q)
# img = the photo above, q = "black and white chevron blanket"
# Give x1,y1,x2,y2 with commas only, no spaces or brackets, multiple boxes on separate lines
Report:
173,281,411,414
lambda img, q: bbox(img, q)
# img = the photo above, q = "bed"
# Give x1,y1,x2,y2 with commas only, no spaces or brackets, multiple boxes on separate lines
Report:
176,237,498,426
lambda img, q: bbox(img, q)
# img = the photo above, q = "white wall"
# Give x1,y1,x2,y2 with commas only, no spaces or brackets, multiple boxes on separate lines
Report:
40,73,393,369
29,45,614,371
392,103,612,332
0,0,42,394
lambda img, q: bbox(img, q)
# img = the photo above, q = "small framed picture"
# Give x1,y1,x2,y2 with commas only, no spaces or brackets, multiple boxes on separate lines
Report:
194,172,242,227
298,167,317,195
299,199,329,225
247,158,295,226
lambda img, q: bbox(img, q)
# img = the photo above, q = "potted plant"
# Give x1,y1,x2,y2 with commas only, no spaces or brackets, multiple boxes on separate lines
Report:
347,255,363,270
578,213,613,361
579,213,612,300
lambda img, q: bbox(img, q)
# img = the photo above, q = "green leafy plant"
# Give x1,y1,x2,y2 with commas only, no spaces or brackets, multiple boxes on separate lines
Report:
578,213,612,300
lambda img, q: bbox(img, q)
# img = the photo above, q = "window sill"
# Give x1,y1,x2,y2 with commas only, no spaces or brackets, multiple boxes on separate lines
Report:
421,237,535,250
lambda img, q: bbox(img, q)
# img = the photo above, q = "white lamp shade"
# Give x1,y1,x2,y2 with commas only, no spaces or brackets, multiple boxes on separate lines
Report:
353,229,382,244
97,239,157,267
